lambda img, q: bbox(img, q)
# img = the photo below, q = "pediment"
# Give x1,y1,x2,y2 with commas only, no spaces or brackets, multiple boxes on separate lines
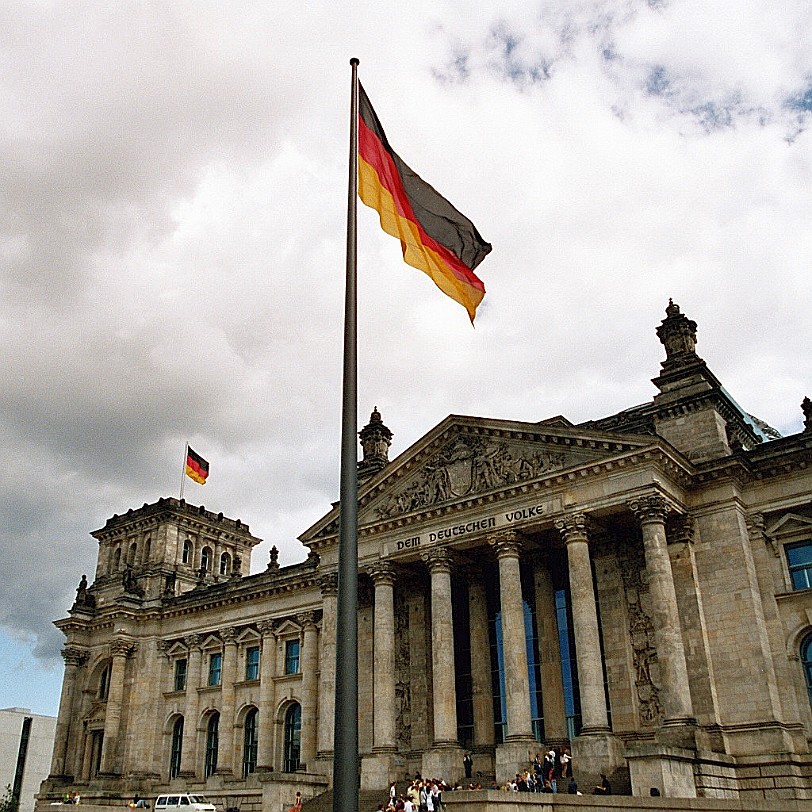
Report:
274,619,301,637
301,414,653,543
167,641,187,657
766,513,812,540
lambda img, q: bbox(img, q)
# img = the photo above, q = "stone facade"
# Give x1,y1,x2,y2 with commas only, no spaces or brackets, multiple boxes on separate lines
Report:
39,302,812,806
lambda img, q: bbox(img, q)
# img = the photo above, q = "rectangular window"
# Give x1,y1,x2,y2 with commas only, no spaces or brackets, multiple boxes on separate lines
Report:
245,646,260,681
788,541,812,590
285,639,300,675
174,658,187,692
208,652,222,686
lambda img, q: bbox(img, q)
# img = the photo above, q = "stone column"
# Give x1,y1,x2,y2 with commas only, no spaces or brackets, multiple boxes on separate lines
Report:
421,547,462,782
180,635,203,778
628,496,694,728
468,570,495,749
316,573,338,763
256,621,278,772
50,646,87,777
533,556,567,742
490,531,534,741
99,638,135,775
216,627,239,775
369,563,397,752
555,514,609,734
361,563,398,789
298,612,319,771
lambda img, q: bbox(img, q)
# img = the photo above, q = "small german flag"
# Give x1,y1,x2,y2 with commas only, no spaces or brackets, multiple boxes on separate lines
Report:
185,446,209,485
357,83,491,323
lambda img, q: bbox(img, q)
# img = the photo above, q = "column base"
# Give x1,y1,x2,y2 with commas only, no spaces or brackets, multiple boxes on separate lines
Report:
361,750,404,790
422,745,463,785
657,717,698,750
571,731,626,794
494,738,536,787
625,744,697,798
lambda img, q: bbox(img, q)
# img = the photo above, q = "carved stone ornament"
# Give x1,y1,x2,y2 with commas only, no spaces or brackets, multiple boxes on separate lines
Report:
802,396,812,433
110,638,136,657
628,494,670,525
366,561,396,586
746,512,779,557
488,529,525,559
375,434,566,518
183,634,202,650
61,646,88,668
617,539,662,725
421,546,453,573
257,620,277,638
668,514,695,546
656,299,698,364
220,626,240,644
318,572,338,596
554,513,589,543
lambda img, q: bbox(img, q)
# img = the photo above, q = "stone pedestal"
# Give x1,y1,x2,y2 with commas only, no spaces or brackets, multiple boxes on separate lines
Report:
570,732,625,791
361,751,404,790
422,745,463,785
625,744,697,798
494,741,537,786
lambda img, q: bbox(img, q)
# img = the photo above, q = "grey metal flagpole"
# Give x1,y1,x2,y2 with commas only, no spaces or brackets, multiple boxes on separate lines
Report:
179,442,189,501
333,57,359,812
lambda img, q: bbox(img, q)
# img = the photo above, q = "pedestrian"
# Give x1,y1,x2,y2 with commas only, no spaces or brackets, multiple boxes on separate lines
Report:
463,752,472,779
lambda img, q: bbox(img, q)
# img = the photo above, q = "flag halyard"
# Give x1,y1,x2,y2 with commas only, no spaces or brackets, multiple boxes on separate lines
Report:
357,83,491,322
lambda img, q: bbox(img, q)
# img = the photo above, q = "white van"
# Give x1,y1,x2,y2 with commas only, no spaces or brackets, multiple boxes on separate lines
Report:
155,795,216,812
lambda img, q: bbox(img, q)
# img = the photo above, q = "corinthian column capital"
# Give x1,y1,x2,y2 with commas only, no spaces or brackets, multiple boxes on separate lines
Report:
257,620,278,638
421,546,453,574
220,626,240,644
110,638,136,657
183,634,202,650
554,512,590,543
318,571,339,596
61,645,88,667
488,529,525,559
366,561,396,586
628,493,670,524
296,611,318,630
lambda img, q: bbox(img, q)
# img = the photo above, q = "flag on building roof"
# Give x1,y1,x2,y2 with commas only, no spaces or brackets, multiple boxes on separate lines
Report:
357,83,491,323
185,447,209,485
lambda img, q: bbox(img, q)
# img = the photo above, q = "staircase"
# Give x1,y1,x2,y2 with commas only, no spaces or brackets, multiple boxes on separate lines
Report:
301,789,386,812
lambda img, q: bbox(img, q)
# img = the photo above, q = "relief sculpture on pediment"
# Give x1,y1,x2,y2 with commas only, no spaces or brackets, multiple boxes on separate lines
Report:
375,435,566,519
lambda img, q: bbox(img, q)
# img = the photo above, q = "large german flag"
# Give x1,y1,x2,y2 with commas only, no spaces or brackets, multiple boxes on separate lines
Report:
358,83,491,323
185,446,209,485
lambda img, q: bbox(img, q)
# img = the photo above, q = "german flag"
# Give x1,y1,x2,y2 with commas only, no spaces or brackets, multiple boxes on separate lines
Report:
185,447,209,485
358,83,491,323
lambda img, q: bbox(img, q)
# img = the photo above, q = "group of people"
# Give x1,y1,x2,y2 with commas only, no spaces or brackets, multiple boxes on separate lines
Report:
380,778,448,812
503,748,576,794
61,793,80,805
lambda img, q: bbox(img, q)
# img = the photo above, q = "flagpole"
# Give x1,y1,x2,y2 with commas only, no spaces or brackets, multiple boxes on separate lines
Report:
179,442,189,501
333,57,359,812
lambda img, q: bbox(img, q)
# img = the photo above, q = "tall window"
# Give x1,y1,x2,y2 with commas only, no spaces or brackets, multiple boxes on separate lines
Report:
112,547,121,573
201,546,212,572
801,634,812,709
174,658,187,692
204,713,219,778
127,542,138,566
98,663,112,701
90,731,104,778
787,541,812,590
143,539,151,563
219,552,231,576
208,652,222,686
243,708,258,776
245,646,260,681
285,640,300,674
169,717,183,778
182,540,192,565
283,703,301,772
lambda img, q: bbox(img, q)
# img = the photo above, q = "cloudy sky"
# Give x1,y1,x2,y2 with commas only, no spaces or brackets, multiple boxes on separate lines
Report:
2,0,811,717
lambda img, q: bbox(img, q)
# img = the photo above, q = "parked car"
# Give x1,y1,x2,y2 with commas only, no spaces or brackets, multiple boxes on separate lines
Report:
155,795,216,812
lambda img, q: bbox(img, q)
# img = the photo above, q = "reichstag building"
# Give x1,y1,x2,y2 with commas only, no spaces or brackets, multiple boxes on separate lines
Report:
38,302,812,806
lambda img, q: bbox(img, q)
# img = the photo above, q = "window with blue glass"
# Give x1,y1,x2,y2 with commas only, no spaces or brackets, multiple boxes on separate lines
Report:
285,639,300,675
283,703,301,772
245,646,260,681
208,652,222,686
787,541,812,590
174,658,187,692
801,634,812,709
204,712,219,777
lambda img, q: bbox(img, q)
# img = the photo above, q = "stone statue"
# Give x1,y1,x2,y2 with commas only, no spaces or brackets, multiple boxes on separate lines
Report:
122,565,144,597
803,396,812,433
267,545,279,571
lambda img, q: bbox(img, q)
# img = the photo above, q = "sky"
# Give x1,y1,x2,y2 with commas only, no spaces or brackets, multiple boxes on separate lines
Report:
1,0,811,718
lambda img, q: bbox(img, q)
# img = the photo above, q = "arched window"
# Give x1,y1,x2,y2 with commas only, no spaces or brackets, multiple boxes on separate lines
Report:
182,540,192,565
219,552,231,576
201,547,212,572
801,633,812,708
112,547,121,573
127,542,138,567
169,716,184,778
143,539,151,564
204,712,220,778
98,663,112,701
283,703,301,772
243,708,258,776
